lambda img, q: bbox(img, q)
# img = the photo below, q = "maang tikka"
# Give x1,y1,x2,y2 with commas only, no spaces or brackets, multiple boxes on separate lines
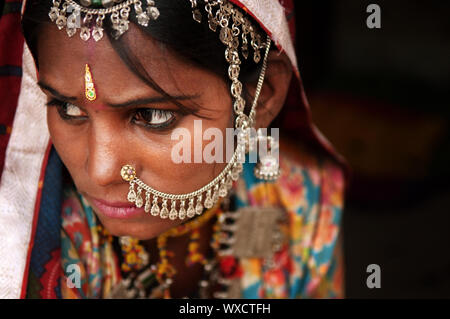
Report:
84,64,97,101
119,1,275,221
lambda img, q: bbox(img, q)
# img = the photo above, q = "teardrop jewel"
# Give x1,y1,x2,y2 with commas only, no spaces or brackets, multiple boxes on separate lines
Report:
66,27,76,37
160,200,169,219
127,184,136,202
219,180,228,197
150,197,160,216
195,196,203,215
179,200,186,219
144,192,151,213
204,190,213,209
92,26,104,42
212,185,219,202
135,187,143,208
80,26,90,41
231,166,240,181
169,200,178,220
225,174,233,189
187,199,195,218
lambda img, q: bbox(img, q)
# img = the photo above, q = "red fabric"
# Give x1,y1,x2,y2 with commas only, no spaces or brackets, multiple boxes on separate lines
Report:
0,0,25,181
38,248,62,299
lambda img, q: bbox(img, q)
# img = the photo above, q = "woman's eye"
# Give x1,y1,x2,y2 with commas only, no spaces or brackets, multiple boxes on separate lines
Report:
46,99,88,121
64,103,85,117
132,109,175,129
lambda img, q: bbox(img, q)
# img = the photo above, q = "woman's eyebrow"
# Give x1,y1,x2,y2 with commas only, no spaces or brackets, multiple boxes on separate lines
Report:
37,81,77,101
36,80,202,114
107,95,198,108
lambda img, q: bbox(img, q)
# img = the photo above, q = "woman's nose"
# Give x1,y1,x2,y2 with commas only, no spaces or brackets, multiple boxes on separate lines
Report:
85,121,126,187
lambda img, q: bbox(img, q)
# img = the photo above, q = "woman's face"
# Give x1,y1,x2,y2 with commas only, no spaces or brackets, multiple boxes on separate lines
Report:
37,24,233,240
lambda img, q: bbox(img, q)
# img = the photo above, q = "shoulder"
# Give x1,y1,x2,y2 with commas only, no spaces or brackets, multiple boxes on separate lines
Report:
276,137,345,297
236,136,346,297
277,135,346,214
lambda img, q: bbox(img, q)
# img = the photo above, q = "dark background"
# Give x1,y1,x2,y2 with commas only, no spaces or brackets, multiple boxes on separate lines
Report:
294,0,450,298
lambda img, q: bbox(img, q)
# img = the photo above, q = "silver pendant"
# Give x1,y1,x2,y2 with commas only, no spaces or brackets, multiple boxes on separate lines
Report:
224,207,286,259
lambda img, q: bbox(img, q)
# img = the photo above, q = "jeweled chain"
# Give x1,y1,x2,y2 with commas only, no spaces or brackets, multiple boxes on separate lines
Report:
48,0,160,41
122,150,242,220
121,35,271,221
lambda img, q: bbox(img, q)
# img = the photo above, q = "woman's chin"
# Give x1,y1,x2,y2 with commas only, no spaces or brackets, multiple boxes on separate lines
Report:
94,211,181,240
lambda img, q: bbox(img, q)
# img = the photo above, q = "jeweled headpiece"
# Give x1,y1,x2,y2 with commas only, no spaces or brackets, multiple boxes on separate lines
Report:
48,0,160,41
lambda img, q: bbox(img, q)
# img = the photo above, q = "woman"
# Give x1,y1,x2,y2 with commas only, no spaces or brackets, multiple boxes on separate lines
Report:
0,0,346,298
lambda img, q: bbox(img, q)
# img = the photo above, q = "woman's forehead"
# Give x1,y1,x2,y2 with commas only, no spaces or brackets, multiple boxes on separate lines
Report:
38,24,165,78
36,23,220,102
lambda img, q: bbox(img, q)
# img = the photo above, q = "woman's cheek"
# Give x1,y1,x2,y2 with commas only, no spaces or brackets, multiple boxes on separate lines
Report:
46,105,230,194
134,119,228,193
47,108,68,155
46,108,85,177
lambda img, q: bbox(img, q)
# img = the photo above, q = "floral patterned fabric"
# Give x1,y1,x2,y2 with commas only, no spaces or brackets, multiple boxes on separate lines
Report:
235,142,345,298
59,191,121,298
50,141,345,299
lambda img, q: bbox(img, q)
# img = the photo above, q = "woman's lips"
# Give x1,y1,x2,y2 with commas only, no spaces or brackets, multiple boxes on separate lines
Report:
87,196,145,219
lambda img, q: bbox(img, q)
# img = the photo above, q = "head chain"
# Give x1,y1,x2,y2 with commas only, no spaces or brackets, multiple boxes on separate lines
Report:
48,0,160,41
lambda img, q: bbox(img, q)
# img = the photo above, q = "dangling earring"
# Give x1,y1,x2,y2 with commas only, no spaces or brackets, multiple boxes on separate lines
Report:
253,129,281,181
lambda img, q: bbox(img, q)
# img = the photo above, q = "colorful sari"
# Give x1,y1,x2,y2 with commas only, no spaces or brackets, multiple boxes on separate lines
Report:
25,140,344,298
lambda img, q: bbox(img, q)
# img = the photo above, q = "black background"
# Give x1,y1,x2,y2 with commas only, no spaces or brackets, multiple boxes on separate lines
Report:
294,0,450,298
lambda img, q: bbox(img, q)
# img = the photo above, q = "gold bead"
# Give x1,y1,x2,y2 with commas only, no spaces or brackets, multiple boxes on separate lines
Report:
121,164,136,181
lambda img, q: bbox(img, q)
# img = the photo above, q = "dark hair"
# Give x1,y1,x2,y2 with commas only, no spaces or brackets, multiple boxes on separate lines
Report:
21,0,267,116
